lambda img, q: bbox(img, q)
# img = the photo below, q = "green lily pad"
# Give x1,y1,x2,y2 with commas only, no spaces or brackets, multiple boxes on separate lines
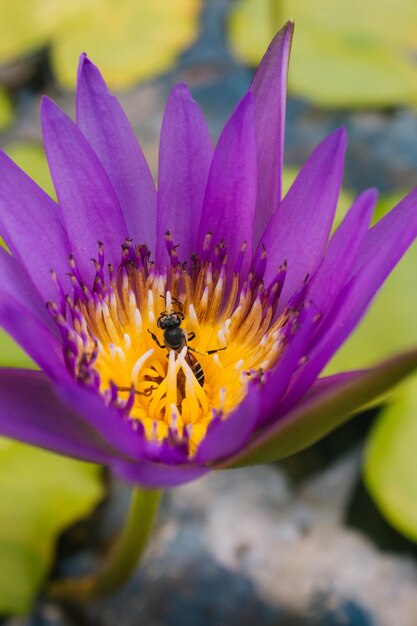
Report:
52,0,202,89
0,330,35,370
0,89,13,131
229,0,417,108
0,0,54,64
364,374,417,542
0,0,201,90
0,438,103,615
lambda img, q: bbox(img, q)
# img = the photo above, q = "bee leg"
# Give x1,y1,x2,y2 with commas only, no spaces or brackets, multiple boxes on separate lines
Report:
206,347,227,355
188,346,227,356
171,296,184,313
115,385,156,396
147,329,165,349
187,331,196,342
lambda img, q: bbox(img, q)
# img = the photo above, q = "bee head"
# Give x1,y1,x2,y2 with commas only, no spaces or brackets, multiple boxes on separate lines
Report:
157,311,184,330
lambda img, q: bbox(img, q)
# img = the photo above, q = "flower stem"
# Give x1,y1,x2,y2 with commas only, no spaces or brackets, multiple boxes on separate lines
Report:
49,487,162,602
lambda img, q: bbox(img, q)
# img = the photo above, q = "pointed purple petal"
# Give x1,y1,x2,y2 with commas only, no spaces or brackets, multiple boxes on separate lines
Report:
41,97,128,280
76,55,156,250
259,128,347,308
195,390,259,464
0,368,119,464
0,149,71,302
250,21,294,247
284,188,417,410
223,348,417,468
113,459,208,488
197,92,257,276
307,188,377,312
353,187,417,277
322,187,417,358
156,83,213,266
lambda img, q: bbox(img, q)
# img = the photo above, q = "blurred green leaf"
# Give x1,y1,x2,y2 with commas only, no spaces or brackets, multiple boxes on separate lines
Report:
364,374,417,542
0,0,201,90
0,438,103,615
0,0,56,63
230,0,417,108
0,330,35,370
0,89,13,131
53,0,202,89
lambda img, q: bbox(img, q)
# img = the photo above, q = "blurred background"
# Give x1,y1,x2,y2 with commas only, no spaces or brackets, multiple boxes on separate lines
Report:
1,1,417,624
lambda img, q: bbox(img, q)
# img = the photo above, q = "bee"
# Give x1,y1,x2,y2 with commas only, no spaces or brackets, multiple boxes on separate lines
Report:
148,298,225,388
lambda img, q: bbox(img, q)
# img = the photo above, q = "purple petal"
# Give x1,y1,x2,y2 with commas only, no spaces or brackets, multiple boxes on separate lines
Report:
256,307,318,429
307,188,377,312
250,21,294,247
0,248,57,333
299,371,362,405
0,368,118,464
0,149,71,302
197,92,257,277
76,55,156,250
113,458,208,488
156,83,213,266
223,348,417,467
140,436,191,466
284,187,417,410
195,389,259,464
321,187,417,360
57,381,146,460
259,128,347,308
0,298,67,379
352,186,417,277
41,97,128,281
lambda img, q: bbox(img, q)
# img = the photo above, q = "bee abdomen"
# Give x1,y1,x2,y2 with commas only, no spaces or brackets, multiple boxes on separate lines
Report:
193,362,205,387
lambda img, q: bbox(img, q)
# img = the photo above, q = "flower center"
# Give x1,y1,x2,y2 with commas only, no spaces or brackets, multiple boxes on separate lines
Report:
49,235,290,455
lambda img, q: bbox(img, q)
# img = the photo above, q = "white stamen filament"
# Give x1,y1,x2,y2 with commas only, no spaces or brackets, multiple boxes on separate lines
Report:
131,348,154,383
134,308,142,336
166,290,172,312
219,387,226,411
124,333,132,350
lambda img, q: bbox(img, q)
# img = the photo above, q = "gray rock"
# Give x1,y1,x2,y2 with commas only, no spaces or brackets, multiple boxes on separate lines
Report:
51,457,417,626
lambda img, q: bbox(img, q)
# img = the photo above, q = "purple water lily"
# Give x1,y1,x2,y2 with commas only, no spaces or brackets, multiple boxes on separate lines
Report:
1,21,417,489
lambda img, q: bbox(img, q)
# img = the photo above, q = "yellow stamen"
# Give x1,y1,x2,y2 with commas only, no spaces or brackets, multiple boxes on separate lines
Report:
70,255,288,456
